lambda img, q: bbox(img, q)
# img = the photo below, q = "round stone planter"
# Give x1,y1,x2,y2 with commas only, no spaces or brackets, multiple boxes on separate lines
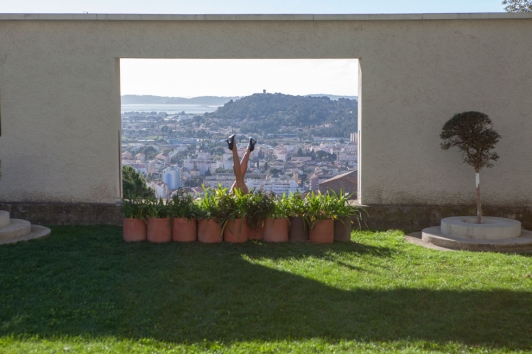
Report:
441,216,521,240
420,216,532,252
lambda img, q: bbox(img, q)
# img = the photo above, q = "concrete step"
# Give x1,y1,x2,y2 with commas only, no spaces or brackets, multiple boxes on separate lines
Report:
0,219,32,241
421,226,532,253
0,225,51,245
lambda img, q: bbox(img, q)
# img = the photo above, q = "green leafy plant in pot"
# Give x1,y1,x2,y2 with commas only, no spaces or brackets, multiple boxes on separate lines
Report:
218,188,249,243
122,198,147,242
306,191,335,244
245,190,275,240
196,185,225,243
263,192,290,243
286,191,309,242
144,198,172,243
171,188,199,242
328,190,366,242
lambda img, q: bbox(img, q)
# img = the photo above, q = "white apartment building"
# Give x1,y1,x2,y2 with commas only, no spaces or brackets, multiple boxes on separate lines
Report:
216,160,234,171
337,153,357,162
183,159,214,175
122,161,148,176
149,181,168,199
284,145,298,154
275,152,287,162
204,174,235,189
247,178,302,195
155,153,170,164
291,156,312,162
162,166,181,190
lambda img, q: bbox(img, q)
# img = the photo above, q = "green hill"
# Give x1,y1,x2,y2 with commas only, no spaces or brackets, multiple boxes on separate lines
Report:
204,93,358,138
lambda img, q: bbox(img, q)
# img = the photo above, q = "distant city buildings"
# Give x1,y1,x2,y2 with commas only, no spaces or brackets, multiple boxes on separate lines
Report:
121,108,358,197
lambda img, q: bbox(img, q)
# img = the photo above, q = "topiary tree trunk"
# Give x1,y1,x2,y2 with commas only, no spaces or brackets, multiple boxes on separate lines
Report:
440,111,501,224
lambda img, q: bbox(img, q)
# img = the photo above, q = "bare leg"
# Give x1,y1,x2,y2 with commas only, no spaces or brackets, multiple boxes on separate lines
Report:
240,148,251,176
231,143,242,181
229,142,249,194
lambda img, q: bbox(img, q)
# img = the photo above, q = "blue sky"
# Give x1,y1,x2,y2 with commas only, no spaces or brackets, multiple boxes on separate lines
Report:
2,0,507,97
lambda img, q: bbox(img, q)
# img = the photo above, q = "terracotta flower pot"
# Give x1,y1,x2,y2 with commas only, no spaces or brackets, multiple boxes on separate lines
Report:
248,223,265,240
224,218,250,243
263,218,289,242
309,218,334,244
172,218,197,242
289,216,309,242
198,219,223,243
147,218,172,243
123,218,147,242
334,216,352,242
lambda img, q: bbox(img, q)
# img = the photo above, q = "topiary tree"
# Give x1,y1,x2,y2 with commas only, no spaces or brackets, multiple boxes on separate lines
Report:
440,111,501,224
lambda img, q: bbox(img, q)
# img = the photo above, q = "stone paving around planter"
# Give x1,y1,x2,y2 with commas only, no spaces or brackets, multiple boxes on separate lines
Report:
0,211,51,245
404,232,454,252
406,230,532,253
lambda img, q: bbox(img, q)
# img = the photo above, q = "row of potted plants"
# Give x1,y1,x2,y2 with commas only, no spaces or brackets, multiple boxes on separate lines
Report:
123,187,364,244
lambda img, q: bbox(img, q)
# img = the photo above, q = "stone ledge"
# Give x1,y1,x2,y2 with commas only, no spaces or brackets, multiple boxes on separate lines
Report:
358,204,532,231
0,202,122,226
1,13,531,22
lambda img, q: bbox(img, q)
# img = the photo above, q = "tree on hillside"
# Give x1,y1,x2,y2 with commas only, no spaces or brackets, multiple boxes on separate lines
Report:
316,150,336,162
138,146,158,160
122,165,155,199
440,111,501,224
503,0,532,12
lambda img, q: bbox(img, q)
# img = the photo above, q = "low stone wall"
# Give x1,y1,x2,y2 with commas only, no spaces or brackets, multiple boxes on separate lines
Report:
0,202,530,232
357,205,532,232
0,202,123,226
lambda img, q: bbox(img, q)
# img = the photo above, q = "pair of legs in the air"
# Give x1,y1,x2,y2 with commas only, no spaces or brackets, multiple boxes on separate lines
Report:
227,134,256,194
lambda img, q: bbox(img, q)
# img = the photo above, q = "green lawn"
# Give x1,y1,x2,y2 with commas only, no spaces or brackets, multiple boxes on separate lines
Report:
0,226,531,353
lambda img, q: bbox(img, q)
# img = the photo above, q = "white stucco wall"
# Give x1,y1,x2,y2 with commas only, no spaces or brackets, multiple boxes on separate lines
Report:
0,13,531,206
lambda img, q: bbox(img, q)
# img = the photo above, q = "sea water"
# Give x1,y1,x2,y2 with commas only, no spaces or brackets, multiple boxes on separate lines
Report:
121,104,220,114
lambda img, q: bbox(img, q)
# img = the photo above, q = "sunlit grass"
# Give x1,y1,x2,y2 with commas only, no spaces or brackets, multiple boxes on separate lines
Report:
0,226,530,353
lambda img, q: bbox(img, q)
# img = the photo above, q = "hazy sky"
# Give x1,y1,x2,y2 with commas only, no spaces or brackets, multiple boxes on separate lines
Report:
120,59,359,98
2,0,506,97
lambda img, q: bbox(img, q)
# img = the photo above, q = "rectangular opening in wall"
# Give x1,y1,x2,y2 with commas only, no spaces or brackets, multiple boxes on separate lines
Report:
119,59,359,199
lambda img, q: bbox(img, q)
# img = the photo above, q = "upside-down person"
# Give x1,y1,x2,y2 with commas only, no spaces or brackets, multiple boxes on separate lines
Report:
226,134,256,195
